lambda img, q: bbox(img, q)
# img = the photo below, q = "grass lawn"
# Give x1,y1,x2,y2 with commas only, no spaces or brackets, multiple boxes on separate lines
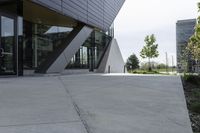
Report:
129,68,175,75
131,69,160,74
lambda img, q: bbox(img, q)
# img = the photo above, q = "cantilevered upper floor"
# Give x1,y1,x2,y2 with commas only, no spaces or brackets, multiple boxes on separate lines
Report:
31,0,125,31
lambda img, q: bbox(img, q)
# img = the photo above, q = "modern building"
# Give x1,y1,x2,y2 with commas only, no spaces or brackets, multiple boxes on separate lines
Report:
0,0,125,76
176,19,196,72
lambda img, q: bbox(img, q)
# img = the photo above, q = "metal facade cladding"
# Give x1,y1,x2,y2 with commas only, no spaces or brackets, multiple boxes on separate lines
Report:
31,0,125,31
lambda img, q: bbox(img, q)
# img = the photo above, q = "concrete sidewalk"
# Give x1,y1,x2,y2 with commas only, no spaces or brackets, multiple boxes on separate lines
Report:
0,74,192,133
0,76,87,133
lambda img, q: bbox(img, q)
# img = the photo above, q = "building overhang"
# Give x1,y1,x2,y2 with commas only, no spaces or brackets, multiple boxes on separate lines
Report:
24,0,78,28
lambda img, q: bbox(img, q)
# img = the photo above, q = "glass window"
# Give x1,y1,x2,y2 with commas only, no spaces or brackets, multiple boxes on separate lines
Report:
23,20,74,69
1,16,14,37
66,30,112,70
0,16,15,73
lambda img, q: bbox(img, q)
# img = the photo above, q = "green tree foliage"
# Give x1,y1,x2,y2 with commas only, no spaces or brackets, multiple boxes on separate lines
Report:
186,36,200,61
157,63,166,69
186,3,200,73
140,34,159,71
126,53,139,71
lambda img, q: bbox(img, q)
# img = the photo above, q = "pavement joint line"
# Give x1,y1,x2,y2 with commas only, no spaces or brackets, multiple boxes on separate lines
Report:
57,76,92,133
0,120,80,128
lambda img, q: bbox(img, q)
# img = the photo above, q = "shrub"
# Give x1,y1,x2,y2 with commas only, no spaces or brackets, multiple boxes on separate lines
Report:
190,102,200,114
192,90,200,98
183,74,200,86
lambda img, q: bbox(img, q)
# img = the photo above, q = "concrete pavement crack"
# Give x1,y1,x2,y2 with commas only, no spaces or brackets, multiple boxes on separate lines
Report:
57,76,92,133
0,120,80,128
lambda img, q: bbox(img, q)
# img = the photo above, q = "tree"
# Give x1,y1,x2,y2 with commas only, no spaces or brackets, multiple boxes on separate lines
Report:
140,34,159,71
186,3,200,73
157,63,166,69
140,61,158,70
126,53,139,71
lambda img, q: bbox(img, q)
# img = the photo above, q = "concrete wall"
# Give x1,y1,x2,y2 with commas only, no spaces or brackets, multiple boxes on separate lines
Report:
31,0,125,31
97,39,125,73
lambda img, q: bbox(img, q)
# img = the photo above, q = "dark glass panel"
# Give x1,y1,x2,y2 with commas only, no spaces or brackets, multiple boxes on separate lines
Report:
66,30,112,70
23,21,73,70
0,16,15,74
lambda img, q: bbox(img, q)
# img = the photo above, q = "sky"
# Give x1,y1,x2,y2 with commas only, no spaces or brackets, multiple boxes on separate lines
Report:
114,0,198,66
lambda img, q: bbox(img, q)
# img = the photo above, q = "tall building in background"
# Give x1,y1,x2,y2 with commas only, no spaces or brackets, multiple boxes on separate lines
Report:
176,19,196,73
0,0,125,76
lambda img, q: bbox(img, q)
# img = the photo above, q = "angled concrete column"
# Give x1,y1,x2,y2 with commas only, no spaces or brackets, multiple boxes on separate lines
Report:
97,38,125,73
46,26,93,73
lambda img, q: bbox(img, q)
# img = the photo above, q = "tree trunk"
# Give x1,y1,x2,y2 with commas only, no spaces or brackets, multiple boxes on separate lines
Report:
148,58,151,71
196,60,200,75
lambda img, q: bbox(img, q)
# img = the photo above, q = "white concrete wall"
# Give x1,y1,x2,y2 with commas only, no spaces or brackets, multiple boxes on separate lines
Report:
97,38,125,73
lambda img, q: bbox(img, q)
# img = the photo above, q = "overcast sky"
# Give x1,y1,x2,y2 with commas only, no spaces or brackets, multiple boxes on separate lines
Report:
115,0,198,65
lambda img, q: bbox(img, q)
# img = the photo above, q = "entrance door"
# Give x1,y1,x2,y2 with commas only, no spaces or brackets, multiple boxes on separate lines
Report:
0,13,16,75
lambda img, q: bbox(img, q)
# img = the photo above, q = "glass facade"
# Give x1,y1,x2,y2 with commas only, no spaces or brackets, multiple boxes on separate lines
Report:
23,21,73,69
23,20,112,72
0,1,20,75
66,31,112,70
0,0,113,75
106,23,114,37
0,16,15,74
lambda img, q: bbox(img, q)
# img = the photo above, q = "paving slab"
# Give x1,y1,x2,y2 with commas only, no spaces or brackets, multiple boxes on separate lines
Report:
0,74,193,133
0,122,86,133
60,74,193,133
0,76,86,133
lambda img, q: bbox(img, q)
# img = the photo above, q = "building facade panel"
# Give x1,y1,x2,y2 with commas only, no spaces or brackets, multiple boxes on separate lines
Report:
32,0,62,11
31,0,125,31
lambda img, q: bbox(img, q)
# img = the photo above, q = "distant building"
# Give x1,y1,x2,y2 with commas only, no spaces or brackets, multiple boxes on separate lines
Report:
176,19,196,73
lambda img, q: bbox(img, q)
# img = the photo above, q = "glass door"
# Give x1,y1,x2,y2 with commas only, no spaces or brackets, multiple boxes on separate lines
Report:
0,13,16,75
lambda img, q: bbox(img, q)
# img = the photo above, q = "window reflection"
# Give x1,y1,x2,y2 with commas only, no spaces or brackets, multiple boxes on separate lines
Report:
66,31,112,70
0,16,14,73
1,16,14,37
23,21,74,69
23,20,112,71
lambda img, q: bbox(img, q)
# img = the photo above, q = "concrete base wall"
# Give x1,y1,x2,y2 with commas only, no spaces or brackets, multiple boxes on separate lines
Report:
97,39,125,73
